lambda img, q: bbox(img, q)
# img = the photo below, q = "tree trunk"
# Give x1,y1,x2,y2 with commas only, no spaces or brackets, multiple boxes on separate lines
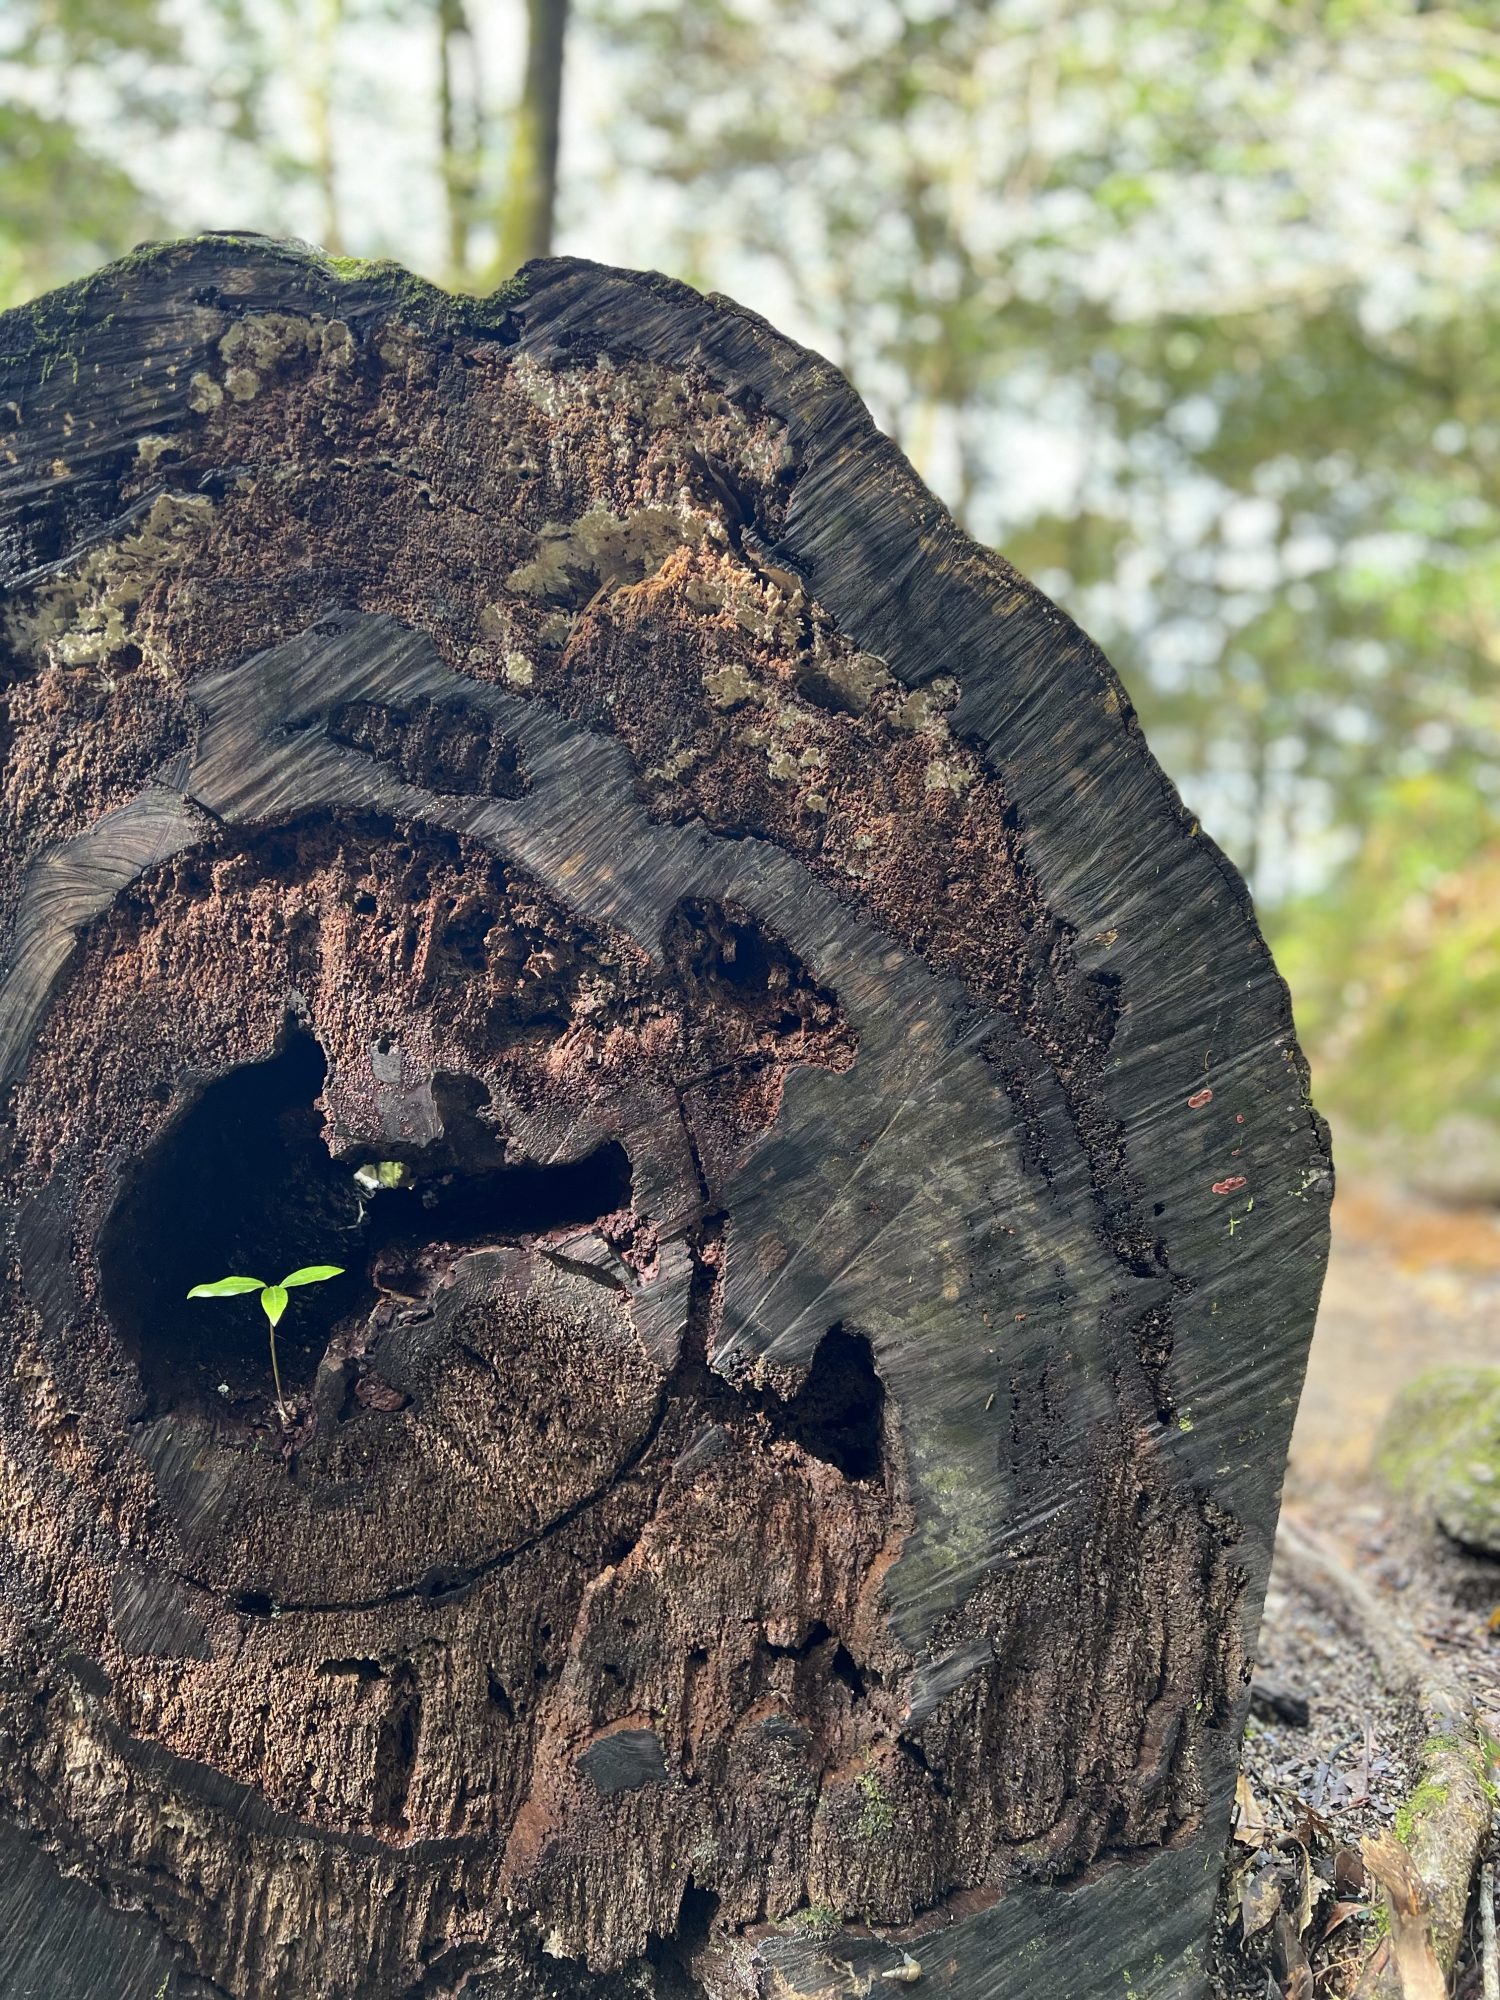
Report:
495,0,569,275
438,0,481,286
308,0,347,257
0,236,1331,2000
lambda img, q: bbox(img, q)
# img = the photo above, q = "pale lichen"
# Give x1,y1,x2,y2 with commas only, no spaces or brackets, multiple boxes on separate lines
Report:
187,372,223,414
4,490,215,674
703,663,757,710
506,504,703,604
923,756,977,797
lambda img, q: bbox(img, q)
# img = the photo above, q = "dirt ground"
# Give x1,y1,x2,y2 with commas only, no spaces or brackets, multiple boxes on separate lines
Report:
1287,1178,1500,1500
1209,1174,1500,1998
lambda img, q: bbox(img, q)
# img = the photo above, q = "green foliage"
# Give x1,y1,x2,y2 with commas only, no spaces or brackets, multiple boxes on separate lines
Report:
184,1274,264,1298
281,1263,345,1287
1270,776,1500,1133
0,0,277,303
187,1264,344,1419
783,1902,841,1942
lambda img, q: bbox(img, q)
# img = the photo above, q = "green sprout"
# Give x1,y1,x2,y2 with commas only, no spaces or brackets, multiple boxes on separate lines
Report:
187,1264,344,1422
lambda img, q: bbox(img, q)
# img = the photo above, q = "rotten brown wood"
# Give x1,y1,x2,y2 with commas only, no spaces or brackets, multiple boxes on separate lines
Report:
0,236,1332,1999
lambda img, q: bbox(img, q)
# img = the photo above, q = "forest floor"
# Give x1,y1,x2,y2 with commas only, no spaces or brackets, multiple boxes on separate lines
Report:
1210,1175,1500,1998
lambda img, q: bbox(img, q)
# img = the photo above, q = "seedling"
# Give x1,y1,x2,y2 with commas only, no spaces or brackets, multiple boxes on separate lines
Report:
187,1264,344,1421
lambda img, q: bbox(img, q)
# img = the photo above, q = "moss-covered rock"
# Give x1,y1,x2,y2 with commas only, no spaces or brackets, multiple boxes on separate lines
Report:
1374,1366,1500,1555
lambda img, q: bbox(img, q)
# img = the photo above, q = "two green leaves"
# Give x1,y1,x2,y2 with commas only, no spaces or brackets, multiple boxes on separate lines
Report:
187,1264,344,1329
187,1265,344,1419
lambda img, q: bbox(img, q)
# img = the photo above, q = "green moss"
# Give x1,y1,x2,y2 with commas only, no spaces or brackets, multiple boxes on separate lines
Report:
1391,1732,1497,1846
1392,1776,1451,1846
1374,1366,1500,1555
855,1770,896,1839
783,1902,841,1942
317,250,532,327
319,253,450,312
1,233,533,386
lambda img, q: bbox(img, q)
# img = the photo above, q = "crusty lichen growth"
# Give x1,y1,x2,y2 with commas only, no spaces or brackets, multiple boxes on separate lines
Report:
506,503,706,602
4,490,216,674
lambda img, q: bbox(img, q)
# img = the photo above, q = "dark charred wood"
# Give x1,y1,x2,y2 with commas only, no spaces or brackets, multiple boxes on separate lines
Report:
0,237,1332,1999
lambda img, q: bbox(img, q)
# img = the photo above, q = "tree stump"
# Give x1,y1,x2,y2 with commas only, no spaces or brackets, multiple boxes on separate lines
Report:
0,237,1332,2000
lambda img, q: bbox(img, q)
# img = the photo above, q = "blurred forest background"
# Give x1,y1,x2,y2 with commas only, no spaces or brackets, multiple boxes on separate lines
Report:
4,0,1498,1171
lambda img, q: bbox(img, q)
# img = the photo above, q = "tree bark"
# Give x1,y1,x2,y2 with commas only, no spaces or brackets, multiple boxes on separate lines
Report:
0,236,1331,2000
496,0,569,275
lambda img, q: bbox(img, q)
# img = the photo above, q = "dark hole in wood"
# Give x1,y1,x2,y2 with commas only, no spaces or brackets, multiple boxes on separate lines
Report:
674,1879,720,1953
794,666,868,716
662,896,850,1053
900,1734,951,1799
830,1644,868,1701
643,1876,722,1990
762,1621,832,1662
98,1021,632,1419
782,1325,884,1481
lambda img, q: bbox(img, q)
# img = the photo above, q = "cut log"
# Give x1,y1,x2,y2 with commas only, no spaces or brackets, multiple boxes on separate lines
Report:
0,236,1332,2000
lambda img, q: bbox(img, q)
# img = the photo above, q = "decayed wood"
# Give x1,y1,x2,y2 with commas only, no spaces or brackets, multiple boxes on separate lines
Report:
0,236,1332,1999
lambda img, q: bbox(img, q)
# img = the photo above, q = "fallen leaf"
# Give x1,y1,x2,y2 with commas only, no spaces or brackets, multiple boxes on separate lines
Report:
1241,1852,1284,1939
1320,1900,1364,1940
1290,1841,1315,1939
1333,1845,1366,1896
1294,1800,1333,1851
1235,1771,1275,1848
1272,1908,1314,1999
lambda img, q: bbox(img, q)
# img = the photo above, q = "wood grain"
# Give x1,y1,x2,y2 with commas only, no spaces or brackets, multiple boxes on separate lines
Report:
0,235,1332,1999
